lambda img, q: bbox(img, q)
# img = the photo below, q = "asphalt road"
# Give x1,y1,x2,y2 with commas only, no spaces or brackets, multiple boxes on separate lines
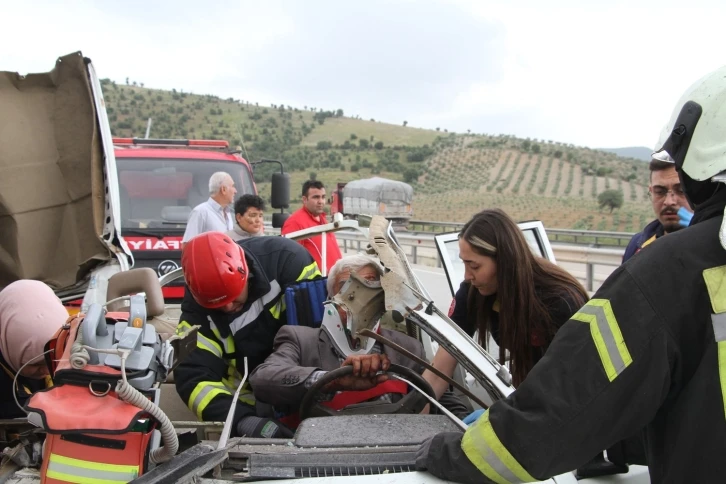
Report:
411,264,456,311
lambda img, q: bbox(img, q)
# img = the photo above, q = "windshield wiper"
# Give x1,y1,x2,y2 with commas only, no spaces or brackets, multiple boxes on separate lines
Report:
121,229,168,239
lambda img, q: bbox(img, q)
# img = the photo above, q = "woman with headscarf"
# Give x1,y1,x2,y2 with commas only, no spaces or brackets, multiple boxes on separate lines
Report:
0,280,69,418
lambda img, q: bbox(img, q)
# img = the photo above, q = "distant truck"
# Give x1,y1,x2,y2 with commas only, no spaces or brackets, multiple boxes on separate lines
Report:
113,138,289,302
330,177,414,225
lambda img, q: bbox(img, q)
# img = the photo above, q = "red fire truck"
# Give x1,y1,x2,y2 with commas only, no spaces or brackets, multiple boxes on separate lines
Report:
113,138,287,302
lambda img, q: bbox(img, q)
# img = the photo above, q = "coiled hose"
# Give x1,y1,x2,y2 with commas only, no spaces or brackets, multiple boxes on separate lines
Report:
115,376,178,464
69,330,178,464
70,329,90,369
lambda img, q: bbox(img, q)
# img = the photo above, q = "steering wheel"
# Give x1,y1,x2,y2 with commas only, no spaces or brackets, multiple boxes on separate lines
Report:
299,363,436,420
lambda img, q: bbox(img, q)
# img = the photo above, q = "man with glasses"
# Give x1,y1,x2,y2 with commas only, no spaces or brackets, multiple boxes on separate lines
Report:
622,153,692,262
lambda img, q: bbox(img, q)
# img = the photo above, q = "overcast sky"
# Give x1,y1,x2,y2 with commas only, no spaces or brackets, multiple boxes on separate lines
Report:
2,0,723,149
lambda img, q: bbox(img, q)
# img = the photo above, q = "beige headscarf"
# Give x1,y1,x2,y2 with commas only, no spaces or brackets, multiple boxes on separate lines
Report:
0,280,69,378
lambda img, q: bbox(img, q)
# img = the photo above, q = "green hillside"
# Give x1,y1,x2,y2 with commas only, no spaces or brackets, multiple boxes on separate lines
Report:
101,79,653,231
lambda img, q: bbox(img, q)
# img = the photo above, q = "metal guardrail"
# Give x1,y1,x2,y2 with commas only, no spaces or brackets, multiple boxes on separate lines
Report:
268,219,636,247
551,244,622,293
266,225,624,292
546,229,634,248
407,220,635,248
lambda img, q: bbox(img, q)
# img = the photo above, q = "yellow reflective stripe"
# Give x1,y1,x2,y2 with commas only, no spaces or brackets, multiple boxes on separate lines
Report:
461,412,534,484
297,261,321,282
47,454,138,483
209,322,223,341
176,320,191,335
189,381,232,420
225,335,235,353
45,471,130,484
570,299,633,382
209,321,235,354
221,377,256,405
704,265,726,313
269,298,285,319
196,332,223,358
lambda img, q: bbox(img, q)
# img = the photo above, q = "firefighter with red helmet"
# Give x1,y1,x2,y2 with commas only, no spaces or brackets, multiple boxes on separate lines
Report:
175,232,320,438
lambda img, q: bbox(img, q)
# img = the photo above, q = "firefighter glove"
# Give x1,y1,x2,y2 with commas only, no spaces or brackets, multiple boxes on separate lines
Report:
235,416,294,439
415,432,485,484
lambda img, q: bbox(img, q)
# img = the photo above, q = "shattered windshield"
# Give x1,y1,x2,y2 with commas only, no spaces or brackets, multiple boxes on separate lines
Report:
116,157,255,233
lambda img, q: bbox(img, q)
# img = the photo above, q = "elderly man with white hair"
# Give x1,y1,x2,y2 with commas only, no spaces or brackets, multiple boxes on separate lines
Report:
182,171,237,247
250,254,469,428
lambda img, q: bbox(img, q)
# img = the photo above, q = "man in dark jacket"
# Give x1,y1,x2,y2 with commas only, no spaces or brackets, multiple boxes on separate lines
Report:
174,232,320,439
250,255,469,424
622,156,691,262
416,65,726,483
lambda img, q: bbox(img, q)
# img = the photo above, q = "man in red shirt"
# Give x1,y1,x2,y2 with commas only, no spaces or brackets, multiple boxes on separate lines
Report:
281,180,342,274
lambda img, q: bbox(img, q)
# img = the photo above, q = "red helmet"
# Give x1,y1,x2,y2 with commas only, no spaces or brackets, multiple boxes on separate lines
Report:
182,232,249,309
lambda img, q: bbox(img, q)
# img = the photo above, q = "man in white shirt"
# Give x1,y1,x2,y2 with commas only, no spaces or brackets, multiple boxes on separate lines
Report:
182,172,236,247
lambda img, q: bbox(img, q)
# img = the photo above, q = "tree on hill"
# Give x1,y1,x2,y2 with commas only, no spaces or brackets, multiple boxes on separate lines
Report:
403,120,408,127
404,168,422,183
598,189,624,213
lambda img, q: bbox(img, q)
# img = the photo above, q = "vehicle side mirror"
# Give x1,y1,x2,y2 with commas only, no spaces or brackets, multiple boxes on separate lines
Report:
272,212,290,229
271,172,290,209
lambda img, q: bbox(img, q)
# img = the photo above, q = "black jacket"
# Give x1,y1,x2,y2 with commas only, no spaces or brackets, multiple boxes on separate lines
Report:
418,189,726,483
450,281,582,368
174,236,320,426
0,351,45,419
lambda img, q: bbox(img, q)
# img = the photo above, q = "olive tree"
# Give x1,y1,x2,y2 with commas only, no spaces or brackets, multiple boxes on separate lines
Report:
597,189,624,213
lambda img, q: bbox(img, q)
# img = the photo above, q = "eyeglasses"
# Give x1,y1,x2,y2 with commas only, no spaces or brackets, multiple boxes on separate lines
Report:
650,186,685,200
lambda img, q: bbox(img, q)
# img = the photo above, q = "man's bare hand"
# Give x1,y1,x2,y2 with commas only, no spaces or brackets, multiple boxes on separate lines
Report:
322,354,391,392
342,353,390,377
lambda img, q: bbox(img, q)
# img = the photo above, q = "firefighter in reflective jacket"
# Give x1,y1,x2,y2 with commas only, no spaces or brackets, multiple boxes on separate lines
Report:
175,232,320,438
416,65,726,483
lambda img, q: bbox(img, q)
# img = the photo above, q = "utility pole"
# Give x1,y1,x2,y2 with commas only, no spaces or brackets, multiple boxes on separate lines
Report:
144,118,153,138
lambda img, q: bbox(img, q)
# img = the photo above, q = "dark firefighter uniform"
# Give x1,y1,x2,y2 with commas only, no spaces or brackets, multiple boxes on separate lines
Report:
416,190,726,483
174,236,320,426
